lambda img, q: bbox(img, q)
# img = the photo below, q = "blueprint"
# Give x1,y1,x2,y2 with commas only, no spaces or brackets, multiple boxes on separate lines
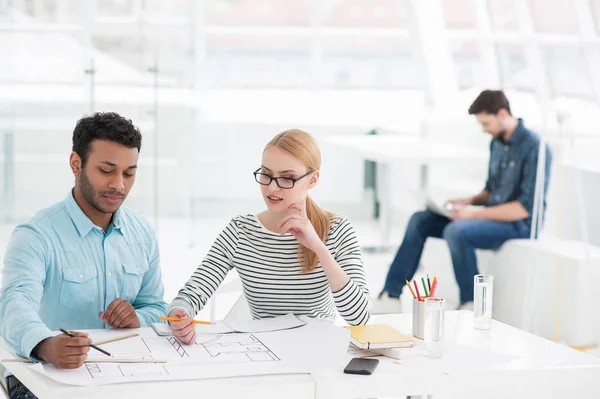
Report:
14,317,350,386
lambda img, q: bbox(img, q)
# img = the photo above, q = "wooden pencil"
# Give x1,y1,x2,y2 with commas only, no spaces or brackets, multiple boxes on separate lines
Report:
2,358,167,364
93,333,139,346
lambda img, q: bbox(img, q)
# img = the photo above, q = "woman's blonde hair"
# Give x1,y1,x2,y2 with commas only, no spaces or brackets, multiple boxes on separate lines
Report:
266,129,334,272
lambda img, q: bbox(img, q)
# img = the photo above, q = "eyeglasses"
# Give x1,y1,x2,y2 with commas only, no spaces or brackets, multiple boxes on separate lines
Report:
253,168,312,189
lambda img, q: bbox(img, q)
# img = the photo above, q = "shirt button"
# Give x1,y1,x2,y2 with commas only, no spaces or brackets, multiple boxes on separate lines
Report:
79,274,84,279
504,146,509,151
107,272,112,277
495,195,501,201
136,267,141,272
509,161,515,167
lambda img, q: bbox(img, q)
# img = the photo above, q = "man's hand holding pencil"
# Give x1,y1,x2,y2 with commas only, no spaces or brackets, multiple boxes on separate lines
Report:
32,331,92,369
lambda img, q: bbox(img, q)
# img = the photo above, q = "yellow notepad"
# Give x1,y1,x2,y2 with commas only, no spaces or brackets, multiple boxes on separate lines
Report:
344,324,414,350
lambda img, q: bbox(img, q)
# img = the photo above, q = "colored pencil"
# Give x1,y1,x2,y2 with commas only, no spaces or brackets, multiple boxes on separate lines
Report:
413,280,421,301
159,317,212,325
430,279,439,297
406,280,417,300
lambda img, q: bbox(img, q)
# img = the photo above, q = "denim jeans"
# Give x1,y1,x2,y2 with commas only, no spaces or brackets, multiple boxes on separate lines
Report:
7,376,37,399
383,210,529,303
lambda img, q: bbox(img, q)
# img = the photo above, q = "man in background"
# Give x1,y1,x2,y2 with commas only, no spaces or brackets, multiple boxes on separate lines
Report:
374,90,552,313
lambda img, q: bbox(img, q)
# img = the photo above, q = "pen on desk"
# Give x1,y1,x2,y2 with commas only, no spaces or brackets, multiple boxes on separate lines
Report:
413,280,421,301
159,317,212,325
59,329,111,357
427,274,431,292
421,277,429,298
406,280,417,300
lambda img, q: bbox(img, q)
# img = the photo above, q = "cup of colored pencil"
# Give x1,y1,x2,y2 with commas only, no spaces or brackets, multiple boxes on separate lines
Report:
408,275,438,339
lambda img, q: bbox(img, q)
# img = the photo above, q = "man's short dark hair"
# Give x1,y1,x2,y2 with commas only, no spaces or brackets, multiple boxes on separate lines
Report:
72,112,142,167
468,90,512,116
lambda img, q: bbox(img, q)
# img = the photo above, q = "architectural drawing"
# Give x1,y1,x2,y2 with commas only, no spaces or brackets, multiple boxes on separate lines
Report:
84,333,279,380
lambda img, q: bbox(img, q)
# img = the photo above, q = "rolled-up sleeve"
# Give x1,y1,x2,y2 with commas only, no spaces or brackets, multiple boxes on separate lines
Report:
0,226,54,360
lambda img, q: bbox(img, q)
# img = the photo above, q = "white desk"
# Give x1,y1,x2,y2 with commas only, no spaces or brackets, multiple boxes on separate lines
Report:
3,312,599,399
313,311,600,399
326,135,487,249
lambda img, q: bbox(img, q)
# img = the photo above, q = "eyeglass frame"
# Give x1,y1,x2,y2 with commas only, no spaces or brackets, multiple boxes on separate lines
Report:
253,168,313,189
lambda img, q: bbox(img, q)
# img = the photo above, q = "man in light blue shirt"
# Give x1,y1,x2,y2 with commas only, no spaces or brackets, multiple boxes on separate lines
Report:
0,112,168,398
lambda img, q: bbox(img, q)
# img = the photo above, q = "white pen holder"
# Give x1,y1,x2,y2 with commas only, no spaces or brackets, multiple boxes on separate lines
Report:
412,299,425,339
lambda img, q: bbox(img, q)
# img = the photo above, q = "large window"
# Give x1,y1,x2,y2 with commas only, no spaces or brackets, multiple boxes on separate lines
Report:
321,36,419,89
496,44,535,91
528,0,578,34
206,35,312,88
4,0,600,223
488,0,519,31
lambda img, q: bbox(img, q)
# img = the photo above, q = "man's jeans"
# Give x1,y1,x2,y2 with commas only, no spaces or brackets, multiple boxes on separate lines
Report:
7,376,37,399
383,210,530,303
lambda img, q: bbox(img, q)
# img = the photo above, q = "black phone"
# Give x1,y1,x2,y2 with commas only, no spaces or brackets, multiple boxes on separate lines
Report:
343,357,379,375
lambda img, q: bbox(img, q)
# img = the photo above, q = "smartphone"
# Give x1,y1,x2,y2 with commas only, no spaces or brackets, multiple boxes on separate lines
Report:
343,357,379,375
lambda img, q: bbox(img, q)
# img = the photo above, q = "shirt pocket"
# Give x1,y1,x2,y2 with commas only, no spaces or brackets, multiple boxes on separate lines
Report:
59,267,99,310
121,263,147,301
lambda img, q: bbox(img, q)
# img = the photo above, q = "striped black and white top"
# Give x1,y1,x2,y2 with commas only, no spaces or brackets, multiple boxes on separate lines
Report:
170,214,372,325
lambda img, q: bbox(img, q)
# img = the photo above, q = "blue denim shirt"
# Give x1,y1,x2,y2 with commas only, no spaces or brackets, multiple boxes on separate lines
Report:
484,119,552,233
0,191,168,359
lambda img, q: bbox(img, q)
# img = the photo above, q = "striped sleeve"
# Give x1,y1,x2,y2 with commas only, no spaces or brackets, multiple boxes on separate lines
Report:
169,219,239,317
330,218,372,325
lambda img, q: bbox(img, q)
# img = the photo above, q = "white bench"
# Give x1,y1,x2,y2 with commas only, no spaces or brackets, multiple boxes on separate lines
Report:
490,238,600,347
421,237,600,347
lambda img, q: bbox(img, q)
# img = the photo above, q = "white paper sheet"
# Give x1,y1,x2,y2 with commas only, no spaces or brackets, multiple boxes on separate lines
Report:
152,320,233,336
17,317,348,386
226,313,306,333
151,313,307,336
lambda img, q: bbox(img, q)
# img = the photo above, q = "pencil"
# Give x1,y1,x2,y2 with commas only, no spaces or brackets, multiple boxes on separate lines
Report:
1,358,167,364
431,276,437,291
421,277,429,298
430,279,439,297
427,274,431,292
159,317,212,325
93,333,139,346
85,358,167,364
59,329,111,357
413,280,421,301
405,280,417,299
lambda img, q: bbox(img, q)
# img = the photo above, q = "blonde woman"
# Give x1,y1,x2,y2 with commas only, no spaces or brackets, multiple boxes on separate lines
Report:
169,129,372,344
